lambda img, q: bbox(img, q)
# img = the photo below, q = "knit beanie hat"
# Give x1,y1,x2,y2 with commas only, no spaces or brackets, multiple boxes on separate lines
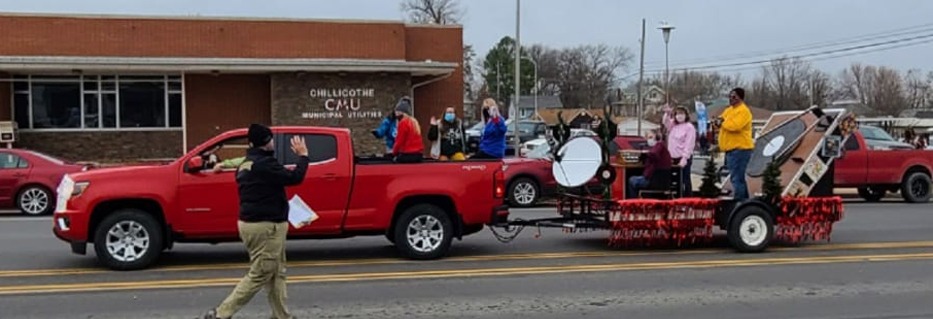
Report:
248,123,273,147
395,97,413,115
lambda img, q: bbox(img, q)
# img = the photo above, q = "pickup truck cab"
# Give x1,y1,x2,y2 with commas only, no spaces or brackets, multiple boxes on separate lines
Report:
53,126,508,270
835,130,933,202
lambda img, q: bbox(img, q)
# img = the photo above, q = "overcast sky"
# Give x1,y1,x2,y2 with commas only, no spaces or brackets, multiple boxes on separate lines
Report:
2,0,932,80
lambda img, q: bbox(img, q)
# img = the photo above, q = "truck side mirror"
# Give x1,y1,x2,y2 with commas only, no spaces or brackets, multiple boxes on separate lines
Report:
185,156,204,173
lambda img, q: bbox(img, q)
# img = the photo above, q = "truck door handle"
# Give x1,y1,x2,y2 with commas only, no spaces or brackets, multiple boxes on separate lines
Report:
321,173,337,181
13,173,26,178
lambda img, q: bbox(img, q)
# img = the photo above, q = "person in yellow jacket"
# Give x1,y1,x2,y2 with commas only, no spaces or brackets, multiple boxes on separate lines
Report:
716,88,754,200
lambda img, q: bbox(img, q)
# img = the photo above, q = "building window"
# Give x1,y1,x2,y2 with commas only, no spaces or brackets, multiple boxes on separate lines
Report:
10,75,183,130
520,108,533,119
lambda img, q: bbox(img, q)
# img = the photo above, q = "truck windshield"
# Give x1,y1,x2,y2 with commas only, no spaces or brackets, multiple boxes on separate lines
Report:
860,126,897,142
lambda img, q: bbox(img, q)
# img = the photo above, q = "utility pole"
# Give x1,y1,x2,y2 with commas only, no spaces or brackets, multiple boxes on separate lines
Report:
636,19,646,136
512,0,521,155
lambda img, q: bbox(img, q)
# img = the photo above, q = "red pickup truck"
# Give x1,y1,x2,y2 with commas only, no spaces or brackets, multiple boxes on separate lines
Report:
835,131,933,202
53,126,509,270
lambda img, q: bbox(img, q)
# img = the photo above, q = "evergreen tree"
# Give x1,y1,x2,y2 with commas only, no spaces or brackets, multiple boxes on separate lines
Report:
760,159,783,204
698,153,721,198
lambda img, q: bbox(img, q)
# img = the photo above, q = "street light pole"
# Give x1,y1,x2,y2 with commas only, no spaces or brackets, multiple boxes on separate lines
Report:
659,22,675,105
521,56,538,118
636,19,646,136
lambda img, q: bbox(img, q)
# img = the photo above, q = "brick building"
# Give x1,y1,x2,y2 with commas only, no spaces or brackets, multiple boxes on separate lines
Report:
0,13,462,162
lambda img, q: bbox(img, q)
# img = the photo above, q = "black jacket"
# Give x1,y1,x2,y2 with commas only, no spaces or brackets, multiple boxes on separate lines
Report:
428,119,467,156
236,148,310,223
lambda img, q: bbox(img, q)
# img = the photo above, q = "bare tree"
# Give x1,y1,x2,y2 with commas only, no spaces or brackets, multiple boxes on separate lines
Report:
400,0,463,24
837,63,877,105
871,67,907,117
524,44,562,96
904,69,931,110
555,44,632,108
807,70,833,107
762,57,811,110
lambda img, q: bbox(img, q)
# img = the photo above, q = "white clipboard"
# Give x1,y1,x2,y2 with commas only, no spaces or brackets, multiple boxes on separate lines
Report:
288,195,319,228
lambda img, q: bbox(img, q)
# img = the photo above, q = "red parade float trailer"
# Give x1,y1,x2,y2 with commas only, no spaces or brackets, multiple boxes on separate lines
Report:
490,106,856,252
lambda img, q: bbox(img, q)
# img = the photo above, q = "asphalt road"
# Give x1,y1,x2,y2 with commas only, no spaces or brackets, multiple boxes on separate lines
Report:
0,201,931,318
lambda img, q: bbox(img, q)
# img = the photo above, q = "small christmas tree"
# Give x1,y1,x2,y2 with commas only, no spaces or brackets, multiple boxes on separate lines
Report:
760,159,783,204
698,152,721,198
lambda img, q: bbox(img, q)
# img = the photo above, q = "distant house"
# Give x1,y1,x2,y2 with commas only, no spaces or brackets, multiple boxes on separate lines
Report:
613,85,667,117
516,95,563,119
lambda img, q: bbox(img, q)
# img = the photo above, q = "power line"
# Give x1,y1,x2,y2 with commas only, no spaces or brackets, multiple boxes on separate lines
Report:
642,22,933,69
625,32,933,77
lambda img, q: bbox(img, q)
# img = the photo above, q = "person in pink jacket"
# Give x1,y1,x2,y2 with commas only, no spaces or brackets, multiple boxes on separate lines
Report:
662,104,697,197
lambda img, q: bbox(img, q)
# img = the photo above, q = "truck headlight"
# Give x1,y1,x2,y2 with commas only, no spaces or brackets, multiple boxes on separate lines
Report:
72,182,90,197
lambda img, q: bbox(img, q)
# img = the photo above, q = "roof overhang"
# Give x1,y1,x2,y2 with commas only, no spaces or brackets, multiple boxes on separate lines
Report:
0,56,458,76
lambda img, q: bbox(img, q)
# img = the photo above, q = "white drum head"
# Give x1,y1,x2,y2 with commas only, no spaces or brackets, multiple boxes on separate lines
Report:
552,137,603,187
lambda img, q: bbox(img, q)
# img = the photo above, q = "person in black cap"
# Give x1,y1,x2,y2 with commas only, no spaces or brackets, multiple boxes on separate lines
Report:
204,124,308,319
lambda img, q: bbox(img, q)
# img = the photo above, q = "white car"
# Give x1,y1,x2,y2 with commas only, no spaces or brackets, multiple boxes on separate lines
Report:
519,129,597,157
519,138,549,157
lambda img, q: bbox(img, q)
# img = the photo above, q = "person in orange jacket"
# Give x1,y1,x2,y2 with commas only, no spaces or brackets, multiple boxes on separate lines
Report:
392,97,425,163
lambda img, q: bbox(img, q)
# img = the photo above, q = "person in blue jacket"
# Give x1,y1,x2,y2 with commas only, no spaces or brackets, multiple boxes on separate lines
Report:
473,98,508,159
371,113,397,154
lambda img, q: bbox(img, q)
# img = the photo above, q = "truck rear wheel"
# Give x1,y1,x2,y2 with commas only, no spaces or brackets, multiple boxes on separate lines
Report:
508,177,539,208
727,205,774,253
857,186,885,202
393,204,453,260
93,209,164,270
901,172,932,203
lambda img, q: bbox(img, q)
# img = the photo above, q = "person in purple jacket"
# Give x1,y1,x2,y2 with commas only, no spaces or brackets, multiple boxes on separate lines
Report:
663,104,697,197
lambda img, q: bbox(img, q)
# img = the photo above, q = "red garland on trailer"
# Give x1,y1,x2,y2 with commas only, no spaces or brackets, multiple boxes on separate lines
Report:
491,105,856,253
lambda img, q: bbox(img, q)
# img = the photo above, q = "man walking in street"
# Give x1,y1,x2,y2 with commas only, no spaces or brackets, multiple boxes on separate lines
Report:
204,124,309,319
717,88,754,200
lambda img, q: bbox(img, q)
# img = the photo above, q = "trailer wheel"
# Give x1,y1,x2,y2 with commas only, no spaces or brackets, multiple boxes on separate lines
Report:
857,186,885,202
393,204,453,260
727,205,774,253
901,172,931,203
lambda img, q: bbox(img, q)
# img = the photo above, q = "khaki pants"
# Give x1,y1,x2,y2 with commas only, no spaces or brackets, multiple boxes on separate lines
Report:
217,221,289,319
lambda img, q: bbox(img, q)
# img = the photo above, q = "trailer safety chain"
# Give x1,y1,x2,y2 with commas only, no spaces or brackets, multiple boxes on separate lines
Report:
488,220,527,243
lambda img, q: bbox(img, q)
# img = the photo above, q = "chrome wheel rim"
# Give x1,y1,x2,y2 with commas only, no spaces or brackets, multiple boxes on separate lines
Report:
406,215,443,253
513,182,536,205
19,188,49,215
105,221,150,262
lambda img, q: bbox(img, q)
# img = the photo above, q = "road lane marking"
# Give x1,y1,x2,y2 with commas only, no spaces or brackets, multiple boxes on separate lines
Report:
2,240,933,278
1,252,932,296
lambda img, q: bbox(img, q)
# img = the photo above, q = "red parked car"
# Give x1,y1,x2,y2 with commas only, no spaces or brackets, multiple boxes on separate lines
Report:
0,149,89,215
504,135,647,207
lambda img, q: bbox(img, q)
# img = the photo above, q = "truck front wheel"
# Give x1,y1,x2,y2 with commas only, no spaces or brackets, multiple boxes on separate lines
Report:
393,204,453,260
901,172,932,203
93,209,164,270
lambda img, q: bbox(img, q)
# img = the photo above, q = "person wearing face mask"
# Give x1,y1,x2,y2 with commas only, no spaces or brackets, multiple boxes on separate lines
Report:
663,105,697,197
391,97,425,163
473,98,508,159
428,106,467,161
627,129,672,199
